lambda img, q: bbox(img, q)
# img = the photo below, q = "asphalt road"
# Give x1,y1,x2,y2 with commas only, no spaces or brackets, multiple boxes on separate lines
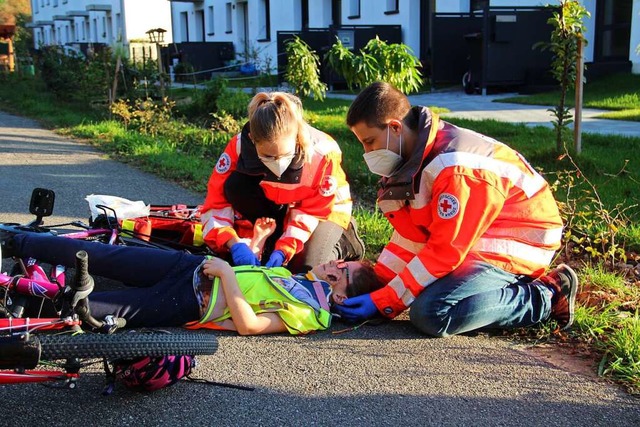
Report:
1,110,638,426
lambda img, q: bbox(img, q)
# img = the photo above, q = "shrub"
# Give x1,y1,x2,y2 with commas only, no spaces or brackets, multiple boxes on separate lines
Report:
325,36,423,94
284,36,327,100
36,46,84,100
35,45,116,103
177,77,249,128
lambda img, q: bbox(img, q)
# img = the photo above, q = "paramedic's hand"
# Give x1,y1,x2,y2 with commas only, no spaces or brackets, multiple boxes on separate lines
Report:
332,293,378,323
230,242,260,266
265,250,286,268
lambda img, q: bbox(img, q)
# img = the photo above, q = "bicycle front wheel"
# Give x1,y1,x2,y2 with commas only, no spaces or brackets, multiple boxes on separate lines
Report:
39,330,218,360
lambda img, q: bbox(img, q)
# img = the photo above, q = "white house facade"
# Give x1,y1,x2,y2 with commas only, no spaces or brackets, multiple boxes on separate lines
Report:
168,0,640,78
28,0,173,56
169,0,338,70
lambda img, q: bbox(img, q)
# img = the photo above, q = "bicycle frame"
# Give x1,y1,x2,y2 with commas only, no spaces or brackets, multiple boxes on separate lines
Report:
0,370,80,385
0,249,96,388
0,213,123,388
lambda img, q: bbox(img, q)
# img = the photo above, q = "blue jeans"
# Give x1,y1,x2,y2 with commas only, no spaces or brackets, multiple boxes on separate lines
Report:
408,260,553,337
13,233,204,327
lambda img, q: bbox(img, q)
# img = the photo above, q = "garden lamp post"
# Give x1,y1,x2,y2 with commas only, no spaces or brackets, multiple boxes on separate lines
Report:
146,28,166,98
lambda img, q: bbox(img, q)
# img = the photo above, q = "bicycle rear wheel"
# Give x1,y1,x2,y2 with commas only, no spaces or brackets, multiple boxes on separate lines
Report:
39,330,218,360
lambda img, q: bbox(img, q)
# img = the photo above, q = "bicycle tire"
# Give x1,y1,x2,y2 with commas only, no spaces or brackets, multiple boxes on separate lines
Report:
39,330,218,360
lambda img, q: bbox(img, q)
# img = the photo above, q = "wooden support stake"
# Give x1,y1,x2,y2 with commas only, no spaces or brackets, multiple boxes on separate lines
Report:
574,36,584,154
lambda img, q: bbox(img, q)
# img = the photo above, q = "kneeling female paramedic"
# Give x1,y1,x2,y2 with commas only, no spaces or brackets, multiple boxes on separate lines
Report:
200,91,364,273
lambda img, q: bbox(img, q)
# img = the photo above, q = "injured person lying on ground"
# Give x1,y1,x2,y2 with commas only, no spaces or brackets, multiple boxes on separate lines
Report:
0,218,383,336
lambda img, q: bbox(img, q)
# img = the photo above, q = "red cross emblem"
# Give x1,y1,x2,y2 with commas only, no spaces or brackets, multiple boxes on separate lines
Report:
437,193,459,219
319,175,337,197
215,153,232,174
439,198,453,213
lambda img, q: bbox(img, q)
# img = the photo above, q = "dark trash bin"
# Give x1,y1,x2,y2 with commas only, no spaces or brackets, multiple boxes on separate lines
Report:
463,32,483,94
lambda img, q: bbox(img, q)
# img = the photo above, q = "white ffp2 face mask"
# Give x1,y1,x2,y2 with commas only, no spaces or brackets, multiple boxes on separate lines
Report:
261,154,295,177
362,126,403,177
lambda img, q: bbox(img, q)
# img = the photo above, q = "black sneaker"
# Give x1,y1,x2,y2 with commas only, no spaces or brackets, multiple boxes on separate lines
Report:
339,218,365,261
542,264,579,330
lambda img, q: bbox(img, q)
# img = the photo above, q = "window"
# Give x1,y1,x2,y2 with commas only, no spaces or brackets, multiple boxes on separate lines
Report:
207,6,215,35
195,9,205,41
34,1,39,13
331,0,341,26
384,0,398,15
115,13,122,42
470,0,488,13
225,2,233,33
301,0,308,30
53,0,58,7
595,0,632,60
257,0,270,41
180,11,189,41
347,0,360,19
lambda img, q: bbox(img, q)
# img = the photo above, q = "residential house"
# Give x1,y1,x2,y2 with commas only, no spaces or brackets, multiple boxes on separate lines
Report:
168,0,639,89
28,0,173,59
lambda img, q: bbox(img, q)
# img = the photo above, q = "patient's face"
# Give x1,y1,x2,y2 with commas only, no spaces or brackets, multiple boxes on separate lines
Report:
311,260,361,304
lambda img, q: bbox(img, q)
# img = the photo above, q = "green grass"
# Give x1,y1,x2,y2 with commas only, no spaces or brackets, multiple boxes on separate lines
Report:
0,76,105,127
497,72,640,121
1,73,639,393
598,109,640,122
580,263,640,303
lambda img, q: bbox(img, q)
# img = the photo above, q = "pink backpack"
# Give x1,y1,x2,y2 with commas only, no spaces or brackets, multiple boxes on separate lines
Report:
106,355,195,393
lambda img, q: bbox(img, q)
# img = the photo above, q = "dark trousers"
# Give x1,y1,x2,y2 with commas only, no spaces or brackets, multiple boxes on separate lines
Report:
13,234,203,327
224,171,346,273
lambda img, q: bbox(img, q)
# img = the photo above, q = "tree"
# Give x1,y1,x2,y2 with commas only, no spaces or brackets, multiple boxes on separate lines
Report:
0,0,32,58
0,0,30,24
536,1,589,152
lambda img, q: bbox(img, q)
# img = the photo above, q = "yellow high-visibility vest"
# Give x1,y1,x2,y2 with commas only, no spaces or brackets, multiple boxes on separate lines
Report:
189,266,332,335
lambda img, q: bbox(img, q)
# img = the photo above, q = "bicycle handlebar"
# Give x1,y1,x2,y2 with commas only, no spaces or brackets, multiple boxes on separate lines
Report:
69,251,94,306
64,251,127,332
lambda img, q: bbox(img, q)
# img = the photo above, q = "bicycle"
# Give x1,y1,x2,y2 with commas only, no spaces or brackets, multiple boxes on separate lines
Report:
7,188,215,255
0,189,219,392
0,188,212,320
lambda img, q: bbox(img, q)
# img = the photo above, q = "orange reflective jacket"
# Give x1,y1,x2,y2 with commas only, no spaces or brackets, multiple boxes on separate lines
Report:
201,124,352,262
371,107,563,318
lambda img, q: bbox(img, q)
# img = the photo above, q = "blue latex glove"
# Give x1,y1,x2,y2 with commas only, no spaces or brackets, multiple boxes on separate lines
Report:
332,293,378,323
265,250,286,268
230,242,260,266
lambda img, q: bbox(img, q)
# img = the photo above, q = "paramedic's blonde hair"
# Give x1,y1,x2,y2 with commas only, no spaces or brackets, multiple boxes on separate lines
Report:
248,92,312,163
